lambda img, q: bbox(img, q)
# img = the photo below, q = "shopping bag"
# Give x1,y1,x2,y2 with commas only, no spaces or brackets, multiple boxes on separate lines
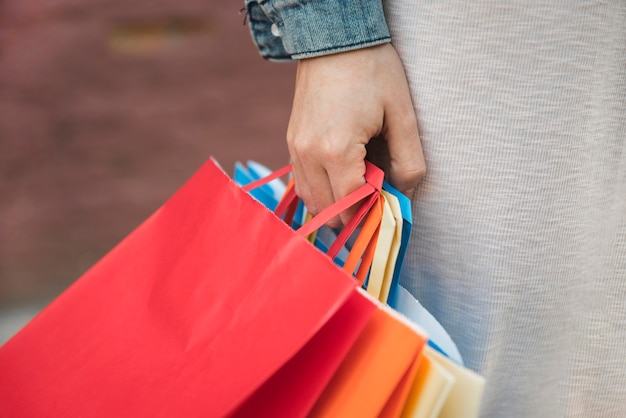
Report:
0,158,385,417
382,181,413,305
426,347,485,418
376,190,404,303
393,285,464,365
233,160,287,210
379,182,464,364
245,160,486,416
230,291,376,417
233,161,280,209
309,295,428,418
237,160,464,364
246,159,287,198
238,162,486,417
400,350,456,418
379,346,424,418
364,194,397,300
234,160,352,263
227,160,424,417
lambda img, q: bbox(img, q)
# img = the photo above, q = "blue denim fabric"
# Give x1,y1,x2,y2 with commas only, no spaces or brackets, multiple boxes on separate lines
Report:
245,0,391,61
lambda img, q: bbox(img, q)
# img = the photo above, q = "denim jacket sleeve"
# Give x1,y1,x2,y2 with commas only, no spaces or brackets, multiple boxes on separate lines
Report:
244,0,391,61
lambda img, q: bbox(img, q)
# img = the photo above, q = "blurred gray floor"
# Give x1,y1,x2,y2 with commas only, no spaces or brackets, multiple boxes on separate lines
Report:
0,304,44,346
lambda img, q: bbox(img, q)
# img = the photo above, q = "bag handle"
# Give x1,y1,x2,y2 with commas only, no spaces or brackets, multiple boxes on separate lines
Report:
342,194,385,284
241,164,292,193
243,162,385,242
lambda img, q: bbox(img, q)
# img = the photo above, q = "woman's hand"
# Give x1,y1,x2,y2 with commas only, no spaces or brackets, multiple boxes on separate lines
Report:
287,43,426,226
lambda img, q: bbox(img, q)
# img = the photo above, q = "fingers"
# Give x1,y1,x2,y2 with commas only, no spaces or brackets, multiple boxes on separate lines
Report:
286,43,426,228
383,104,427,199
287,49,380,227
288,151,335,225
380,48,426,198
289,134,368,228
324,144,367,226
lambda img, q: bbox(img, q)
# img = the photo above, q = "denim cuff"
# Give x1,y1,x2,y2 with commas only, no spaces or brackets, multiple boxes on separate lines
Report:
245,0,391,61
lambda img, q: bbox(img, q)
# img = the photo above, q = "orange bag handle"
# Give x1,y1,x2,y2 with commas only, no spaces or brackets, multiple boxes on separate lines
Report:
274,179,383,284
277,179,299,227
242,162,386,281
343,195,384,284
243,162,384,247
325,190,378,259
273,178,298,224
294,162,383,239
354,201,384,285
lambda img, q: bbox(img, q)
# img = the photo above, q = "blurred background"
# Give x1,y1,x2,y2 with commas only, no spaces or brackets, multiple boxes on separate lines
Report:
0,0,294,343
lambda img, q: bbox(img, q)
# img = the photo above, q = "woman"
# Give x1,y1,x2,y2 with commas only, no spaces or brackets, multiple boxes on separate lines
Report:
244,1,626,416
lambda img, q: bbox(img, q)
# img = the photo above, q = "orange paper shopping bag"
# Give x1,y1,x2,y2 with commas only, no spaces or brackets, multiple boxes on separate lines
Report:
310,296,428,418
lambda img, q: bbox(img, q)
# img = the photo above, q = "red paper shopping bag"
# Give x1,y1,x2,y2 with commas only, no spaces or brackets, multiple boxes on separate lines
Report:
0,158,383,417
229,291,375,418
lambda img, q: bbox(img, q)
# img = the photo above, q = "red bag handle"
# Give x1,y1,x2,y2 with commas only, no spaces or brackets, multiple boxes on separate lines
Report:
241,164,293,193
242,162,386,281
242,162,384,242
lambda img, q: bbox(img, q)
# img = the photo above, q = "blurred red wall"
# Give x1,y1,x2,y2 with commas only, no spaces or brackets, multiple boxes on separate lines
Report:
0,0,294,307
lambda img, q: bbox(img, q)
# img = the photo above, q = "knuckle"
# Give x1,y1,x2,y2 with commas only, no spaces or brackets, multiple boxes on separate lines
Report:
297,192,317,215
319,134,351,163
289,134,315,157
289,134,344,163
393,161,426,191
411,164,427,182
